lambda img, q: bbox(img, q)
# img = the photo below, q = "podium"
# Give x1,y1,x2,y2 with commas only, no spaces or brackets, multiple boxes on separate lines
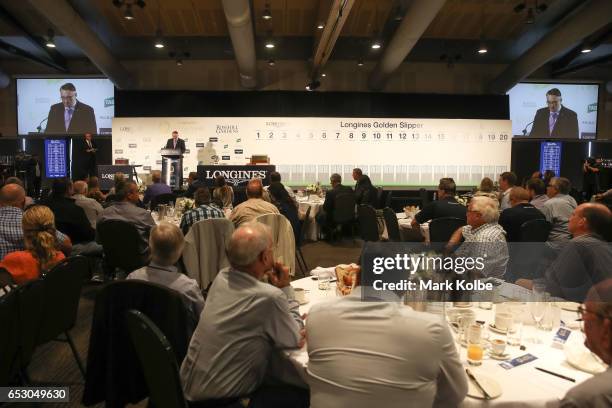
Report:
160,149,183,190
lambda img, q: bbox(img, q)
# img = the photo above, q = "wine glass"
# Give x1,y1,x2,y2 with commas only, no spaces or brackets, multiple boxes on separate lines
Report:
529,283,547,343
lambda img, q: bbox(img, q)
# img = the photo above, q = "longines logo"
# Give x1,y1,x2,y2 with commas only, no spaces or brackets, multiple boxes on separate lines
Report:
234,149,243,154
222,155,230,160
265,121,286,128
216,124,239,134
203,169,268,186
120,127,130,132
101,173,115,180
196,143,205,148
129,144,137,148
209,137,219,142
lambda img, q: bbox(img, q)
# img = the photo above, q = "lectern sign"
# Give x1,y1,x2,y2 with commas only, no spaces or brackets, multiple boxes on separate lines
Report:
197,165,276,187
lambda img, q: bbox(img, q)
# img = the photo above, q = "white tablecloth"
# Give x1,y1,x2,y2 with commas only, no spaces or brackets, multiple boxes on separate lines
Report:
289,276,594,407
396,213,430,242
297,197,324,241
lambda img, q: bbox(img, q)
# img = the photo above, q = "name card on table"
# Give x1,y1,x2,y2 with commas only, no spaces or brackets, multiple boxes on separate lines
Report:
499,353,538,370
552,328,572,349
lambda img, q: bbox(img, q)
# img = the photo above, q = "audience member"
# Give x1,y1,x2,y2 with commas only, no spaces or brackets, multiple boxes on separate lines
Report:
86,176,106,203
0,205,65,284
42,179,98,256
541,177,577,245
212,175,234,208
72,180,104,229
98,180,156,259
531,170,542,180
543,170,555,187
264,171,295,199
184,172,207,199
412,178,466,228
560,279,612,407
180,222,305,402
269,182,301,244
143,170,172,205
526,177,549,209
499,187,546,242
107,172,126,196
229,179,279,227
449,196,508,278
353,169,378,207
4,177,34,207
127,222,204,326
306,271,467,408
474,177,498,200
0,184,71,259
318,173,354,230
179,187,225,234
499,171,517,211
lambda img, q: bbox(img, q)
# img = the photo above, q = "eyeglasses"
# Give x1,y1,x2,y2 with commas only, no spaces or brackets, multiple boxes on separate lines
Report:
576,305,610,331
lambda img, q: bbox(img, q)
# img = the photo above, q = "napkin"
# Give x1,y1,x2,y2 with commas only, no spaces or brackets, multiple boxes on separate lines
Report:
310,266,336,279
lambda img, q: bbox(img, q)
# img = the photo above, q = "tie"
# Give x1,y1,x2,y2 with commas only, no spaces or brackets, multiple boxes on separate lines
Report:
173,140,177,149
549,112,558,135
87,140,91,149
65,108,74,131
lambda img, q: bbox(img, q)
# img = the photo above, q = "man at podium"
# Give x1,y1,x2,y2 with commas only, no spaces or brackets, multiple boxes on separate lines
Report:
165,130,186,154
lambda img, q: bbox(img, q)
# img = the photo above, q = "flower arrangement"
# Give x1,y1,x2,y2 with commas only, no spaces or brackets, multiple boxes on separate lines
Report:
181,198,195,212
454,195,469,207
138,182,146,194
305,182,322,196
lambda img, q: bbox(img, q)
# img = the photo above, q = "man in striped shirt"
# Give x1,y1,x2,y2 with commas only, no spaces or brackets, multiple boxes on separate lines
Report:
180,187,224,234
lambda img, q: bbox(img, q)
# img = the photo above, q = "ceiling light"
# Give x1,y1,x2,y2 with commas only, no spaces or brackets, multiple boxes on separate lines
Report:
357,59,364,66
478,43,488,54
305,80,320,91
267,59,275,67
176,59,183,66
45,29,56,48
154,29,164,48
581,44,592,53
317,23,324,29
526,8,535,24
265,41,275,49
262,5,272,20
321,73,326,77
371,40,382,49
124,4,134,20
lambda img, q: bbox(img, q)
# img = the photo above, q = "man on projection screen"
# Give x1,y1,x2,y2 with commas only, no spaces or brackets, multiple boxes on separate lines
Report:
45,82,97,135
529,88,578,139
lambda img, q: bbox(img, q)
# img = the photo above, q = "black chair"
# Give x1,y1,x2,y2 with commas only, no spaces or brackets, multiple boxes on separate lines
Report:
419,188,429,207
0,288,20,385
519,219,552,242
37,256,89,378
296,206,311,276
15,279,45,383
0,267,14,287
357,205,379,242
376,187,384,209
126,310,187,408
151,193,177,210
384,190,392,208
429,217,466,244
331,193,356,240
383,207,401,241
97,219,149,275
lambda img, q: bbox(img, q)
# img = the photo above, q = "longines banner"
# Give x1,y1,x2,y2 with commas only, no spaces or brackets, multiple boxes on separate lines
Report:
197,165,275,187
112,117,512,187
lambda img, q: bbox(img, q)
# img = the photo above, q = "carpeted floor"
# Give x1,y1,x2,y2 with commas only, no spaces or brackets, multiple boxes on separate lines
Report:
12,239,363,407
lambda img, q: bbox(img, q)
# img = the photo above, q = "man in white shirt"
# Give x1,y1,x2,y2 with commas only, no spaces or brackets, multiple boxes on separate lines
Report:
180,222,306,403
498,171,517,211
72,180,103,229
306,278,467,408
127,222,204,329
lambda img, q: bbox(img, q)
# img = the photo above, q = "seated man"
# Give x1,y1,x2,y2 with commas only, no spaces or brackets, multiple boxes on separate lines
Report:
41,178,100,256
72,180,104,229
306,274,467,408
98,180,156,259
180,222,305,402
229,179,279,228
448,196,508,279
184,171,208,199
127,222,204,327
517,203,612,302
264,171,295,199
526,177,549,209
317,173,354,229
499,187,546,242
541,177,577,246
143,170,172,205
179,187,225,234
498,171,517,211
560,279,612,407
0,184,71,259
412,177,466,228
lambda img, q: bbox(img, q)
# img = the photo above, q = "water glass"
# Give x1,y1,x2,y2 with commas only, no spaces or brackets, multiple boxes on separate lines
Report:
318,277,330,291
467,324,484,366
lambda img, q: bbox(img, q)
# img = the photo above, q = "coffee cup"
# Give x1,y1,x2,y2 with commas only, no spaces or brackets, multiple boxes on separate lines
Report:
491,338,506,355
495,312,514,332
294,288,307,304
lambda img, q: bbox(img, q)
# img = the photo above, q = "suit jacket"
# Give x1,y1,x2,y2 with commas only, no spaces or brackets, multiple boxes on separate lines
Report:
323,184,354,224
165,138,186,154
530,106,579,139
42,196,95,244
45,100,97,134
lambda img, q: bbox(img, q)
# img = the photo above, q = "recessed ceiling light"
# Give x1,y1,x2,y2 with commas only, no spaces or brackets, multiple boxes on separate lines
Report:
371,41,381,50
581,45,592,53
317,23,324,29
45,29,56,48
305,80,320,91
262,6,272,20
154,29,164,48
267,59,275,67
124,4,134,20
357,59,364,66
265,41,275,49
478,45,488,54
321,73,326,77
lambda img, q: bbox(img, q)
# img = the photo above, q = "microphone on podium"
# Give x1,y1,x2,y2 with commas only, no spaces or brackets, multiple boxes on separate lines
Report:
522,120,534,136
36,117,48,133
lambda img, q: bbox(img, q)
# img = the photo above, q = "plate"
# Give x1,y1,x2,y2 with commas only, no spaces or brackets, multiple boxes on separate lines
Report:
559,302,581,312
489,323,515,334
466,372,502,400
489,352,510,361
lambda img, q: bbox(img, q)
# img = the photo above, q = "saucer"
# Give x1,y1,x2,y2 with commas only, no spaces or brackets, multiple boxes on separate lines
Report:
489,323,515,334
453,303,473,308
489,352,510,360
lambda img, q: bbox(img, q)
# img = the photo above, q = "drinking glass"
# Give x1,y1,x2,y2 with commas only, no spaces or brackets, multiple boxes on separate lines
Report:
318,277,330,291
529,283,547,343
466,324,484,366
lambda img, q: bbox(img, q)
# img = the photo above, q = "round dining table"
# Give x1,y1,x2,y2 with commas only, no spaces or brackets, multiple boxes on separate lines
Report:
288,276,596,407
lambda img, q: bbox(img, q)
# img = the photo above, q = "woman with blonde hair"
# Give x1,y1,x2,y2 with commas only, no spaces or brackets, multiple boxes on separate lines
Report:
474,177,499,200
0,205,65,284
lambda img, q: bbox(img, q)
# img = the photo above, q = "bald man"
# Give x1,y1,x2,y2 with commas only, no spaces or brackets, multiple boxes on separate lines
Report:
560,279,612,407
517,203,612,301
72,180,103,229
180,222,306,403
0,184,71,259
229,179,279,228
498,187,545,242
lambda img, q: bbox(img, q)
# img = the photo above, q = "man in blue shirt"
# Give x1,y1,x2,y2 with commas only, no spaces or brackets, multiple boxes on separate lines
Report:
143,170,172,205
